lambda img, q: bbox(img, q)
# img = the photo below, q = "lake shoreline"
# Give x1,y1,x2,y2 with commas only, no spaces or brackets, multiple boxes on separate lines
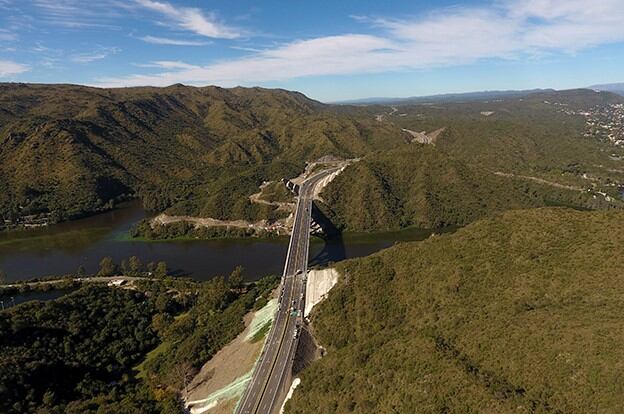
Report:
0,202,453,283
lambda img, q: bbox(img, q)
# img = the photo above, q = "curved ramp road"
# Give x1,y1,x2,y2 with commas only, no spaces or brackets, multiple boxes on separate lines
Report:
236,168,340,414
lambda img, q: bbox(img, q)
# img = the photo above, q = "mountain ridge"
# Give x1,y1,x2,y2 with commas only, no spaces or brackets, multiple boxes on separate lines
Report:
332,88,554,105
2,83,623,233
589,82,624,96
0,83,404,226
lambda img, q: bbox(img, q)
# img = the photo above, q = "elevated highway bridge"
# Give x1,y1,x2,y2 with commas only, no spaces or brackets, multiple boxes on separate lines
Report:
236,167,340,414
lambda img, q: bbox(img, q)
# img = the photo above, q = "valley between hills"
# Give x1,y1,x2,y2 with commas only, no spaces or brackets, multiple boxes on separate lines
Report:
2,84,624,413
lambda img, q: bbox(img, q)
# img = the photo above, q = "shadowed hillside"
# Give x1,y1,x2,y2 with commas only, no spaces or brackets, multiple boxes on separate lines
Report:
0,83,404,225
2,85,623,233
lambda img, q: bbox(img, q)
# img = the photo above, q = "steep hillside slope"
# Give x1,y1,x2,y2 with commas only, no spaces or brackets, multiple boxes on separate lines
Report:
287,208,624,413
320,145,614,231
0,83,404,225
319,89,624,231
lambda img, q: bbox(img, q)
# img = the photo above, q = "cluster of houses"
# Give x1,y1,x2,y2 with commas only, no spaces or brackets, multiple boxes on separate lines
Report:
551,102,624,146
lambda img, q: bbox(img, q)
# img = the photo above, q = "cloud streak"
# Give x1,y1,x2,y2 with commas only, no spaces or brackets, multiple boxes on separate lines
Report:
93,0,624,87
32,0,123,29
71,47,120,63
0,60,29,77
135,0,240,39
139,35,210,46
136,60,200,70
0,30,16,41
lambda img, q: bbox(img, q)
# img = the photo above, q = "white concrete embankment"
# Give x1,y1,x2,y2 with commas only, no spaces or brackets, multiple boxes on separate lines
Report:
280,268,338,409
304,268,339,318
311,167,346,201
279,378,301,414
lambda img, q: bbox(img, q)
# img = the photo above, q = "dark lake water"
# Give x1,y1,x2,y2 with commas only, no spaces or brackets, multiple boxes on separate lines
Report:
0,202,449,283
1,289,75,309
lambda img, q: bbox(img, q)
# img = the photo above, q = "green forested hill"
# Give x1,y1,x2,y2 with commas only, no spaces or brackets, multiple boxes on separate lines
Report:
319,145,617,231
2,84,623,232
0,83,404,224
0,275,277,414
287,208,624,413
376,88,624,177
320,89,624,231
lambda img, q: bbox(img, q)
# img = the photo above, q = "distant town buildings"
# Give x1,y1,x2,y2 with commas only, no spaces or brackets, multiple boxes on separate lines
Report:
548,101,624,146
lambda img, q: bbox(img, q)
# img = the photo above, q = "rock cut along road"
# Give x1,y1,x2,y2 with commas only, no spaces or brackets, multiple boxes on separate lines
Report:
236,167,340,414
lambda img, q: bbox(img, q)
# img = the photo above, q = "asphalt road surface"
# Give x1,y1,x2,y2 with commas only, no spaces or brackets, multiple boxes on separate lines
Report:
236,168,340,414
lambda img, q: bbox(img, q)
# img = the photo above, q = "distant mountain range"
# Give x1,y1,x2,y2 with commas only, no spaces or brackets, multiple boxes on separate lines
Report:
590,83,624,96
333,89,553,105
335,84,624,105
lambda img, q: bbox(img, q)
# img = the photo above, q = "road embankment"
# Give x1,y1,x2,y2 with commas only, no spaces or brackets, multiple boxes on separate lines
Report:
304,268,339,316
280,268,340,410
185,297,278,414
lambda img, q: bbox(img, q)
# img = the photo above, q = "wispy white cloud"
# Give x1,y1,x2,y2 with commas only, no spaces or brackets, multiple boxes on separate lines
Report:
97,0,624,88
0,0,17,11
135,0,241,39
139,35,210,46
32,0,123,29
71,47,120,63
0,60,29,77
0,29,16,41
97,34,398,87
136,60,200,70
31,42,51,52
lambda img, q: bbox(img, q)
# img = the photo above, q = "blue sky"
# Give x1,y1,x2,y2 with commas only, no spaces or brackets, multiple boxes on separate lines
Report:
1,0,624,101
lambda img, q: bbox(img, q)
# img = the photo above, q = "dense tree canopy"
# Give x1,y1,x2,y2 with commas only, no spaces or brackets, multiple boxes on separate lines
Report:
0,271,277,414
287,208,624,413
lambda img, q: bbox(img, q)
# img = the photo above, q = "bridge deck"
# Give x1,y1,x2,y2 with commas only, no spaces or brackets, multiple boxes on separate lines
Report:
236,168,339,414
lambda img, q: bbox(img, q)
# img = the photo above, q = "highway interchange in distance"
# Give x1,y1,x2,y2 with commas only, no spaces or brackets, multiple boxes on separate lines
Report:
236,167,340,414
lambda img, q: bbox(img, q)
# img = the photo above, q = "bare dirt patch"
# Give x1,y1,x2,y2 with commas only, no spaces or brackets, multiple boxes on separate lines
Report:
185,298,278,413
151,213,290,236
402,127,446,144
248,181,295,212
